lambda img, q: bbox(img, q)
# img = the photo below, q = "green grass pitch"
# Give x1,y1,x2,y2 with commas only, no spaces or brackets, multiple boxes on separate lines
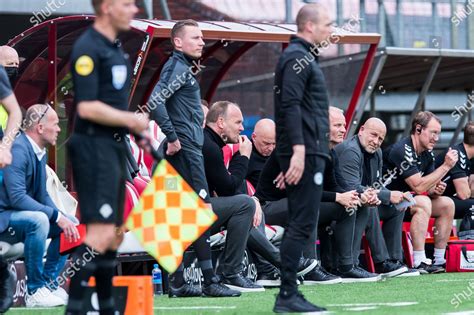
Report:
7,273,474,314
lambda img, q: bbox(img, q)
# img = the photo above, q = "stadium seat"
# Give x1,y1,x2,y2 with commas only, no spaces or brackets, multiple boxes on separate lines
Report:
124,182,140,221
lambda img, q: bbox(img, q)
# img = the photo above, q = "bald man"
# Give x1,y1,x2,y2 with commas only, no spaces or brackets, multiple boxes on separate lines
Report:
273,4,333,311
335,117,411,278
246,118,276,188
0,105,79,307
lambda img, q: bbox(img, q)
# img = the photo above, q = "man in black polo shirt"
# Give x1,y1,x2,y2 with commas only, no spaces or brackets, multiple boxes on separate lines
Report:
66,1,149,314
435,121,474,230
246,118,275,189
384,111,457,274
273,3,332,313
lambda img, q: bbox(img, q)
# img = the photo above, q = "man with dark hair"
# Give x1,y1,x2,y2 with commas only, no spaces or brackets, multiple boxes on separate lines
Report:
384,111,457,273
335,117,410,279
435,121,474,224
149,22,239,298
66,0,150,313
0,64,21,313
273,3,332,313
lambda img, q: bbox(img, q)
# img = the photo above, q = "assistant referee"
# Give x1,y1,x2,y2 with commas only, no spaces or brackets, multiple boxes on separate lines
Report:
66,1,149,314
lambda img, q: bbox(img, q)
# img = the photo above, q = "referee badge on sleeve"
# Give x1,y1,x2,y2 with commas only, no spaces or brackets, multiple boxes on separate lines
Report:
75,55,94,76
112,65,127,90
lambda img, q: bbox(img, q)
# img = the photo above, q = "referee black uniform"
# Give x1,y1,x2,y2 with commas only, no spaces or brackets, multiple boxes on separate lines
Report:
68,27,130,226
66,26,132,314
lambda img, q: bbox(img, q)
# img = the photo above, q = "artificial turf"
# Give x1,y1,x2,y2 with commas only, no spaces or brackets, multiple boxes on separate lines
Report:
7,272,474,314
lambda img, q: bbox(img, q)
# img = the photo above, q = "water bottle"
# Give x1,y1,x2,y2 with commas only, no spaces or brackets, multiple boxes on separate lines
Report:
152,264,163,296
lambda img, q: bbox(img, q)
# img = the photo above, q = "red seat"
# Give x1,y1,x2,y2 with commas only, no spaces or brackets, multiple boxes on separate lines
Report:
124,182,140,221
133,174,149,196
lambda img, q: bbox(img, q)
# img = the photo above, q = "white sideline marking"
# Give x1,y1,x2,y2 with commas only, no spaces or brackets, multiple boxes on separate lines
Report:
436,279,474,283
328,302,418,307
344,306,378,311
10,308,60,311
444,312,474,315
154,306,237,310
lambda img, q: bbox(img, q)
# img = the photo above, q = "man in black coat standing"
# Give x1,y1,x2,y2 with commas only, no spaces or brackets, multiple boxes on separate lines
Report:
273,3,332,313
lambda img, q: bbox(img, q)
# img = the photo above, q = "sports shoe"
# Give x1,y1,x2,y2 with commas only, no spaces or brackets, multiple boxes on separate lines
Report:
397,268,421,277
202,277,241,297
374,260,408,278
301,265,342,285
222,273,265,292
0,267,16,313
296,258,318,277
337,266,381,283
274,291,327,313
49,286,68,304
256,269,281,287
415,261,445,274
168,283,202,298
25,287,65,307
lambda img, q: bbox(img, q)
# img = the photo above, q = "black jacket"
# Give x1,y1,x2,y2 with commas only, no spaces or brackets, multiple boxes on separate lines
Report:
150,50,204,153
246,143,268,188
274,35,330,158
255,150,346,203
202,126,249,196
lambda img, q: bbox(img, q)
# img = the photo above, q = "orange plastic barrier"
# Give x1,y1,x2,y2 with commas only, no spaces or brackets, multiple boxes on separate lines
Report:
88,276,153,315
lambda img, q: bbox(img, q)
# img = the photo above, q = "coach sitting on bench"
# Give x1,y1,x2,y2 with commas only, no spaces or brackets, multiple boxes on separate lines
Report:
335,117,409,277
0,104,79,307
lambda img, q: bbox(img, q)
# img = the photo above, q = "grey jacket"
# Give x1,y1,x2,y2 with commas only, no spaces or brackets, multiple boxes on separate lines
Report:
149,50,204,153
334,135,391,205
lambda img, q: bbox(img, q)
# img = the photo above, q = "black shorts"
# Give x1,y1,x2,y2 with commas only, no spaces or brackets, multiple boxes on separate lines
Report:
164,146,210,203
449,196,474,219
68,134,126,225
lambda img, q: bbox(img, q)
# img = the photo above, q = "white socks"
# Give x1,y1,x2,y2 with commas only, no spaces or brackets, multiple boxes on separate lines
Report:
413,250,427,267
433,248,446,266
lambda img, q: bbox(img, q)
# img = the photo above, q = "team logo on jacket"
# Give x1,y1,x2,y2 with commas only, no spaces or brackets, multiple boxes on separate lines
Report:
111,65,127,90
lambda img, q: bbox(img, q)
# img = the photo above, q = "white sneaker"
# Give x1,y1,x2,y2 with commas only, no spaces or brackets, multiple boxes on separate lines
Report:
50,286,68,304
25,287,65,307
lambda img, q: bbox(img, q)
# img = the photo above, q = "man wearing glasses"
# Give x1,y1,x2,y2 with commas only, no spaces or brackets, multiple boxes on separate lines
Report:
383,111,458,273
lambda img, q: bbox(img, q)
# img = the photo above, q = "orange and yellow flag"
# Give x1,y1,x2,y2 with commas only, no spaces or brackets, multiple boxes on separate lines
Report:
126,159,217,274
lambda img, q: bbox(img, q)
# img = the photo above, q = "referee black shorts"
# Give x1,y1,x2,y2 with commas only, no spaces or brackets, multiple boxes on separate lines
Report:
68,134,126,226
164,144,210,203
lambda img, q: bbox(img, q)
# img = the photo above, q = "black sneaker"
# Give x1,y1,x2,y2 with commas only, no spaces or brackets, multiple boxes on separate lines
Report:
296,258,318,277
222,273,265,292
274,291,327,313
415,262,445,274
374,260,408,278
301,265,342,285
202,277,241,297
168,282,202,298
256,270,281,287
337,266,381,283
0,267,16,313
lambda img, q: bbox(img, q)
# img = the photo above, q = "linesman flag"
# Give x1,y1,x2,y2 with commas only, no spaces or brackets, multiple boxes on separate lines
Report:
126,159,217,273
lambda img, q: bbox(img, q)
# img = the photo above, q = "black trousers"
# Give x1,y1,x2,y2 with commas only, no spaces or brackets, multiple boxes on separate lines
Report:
317,202,356,268
263,199,355,268
277,155,325,294
210,195,255,276
449,196,474,219
353,204,404,265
